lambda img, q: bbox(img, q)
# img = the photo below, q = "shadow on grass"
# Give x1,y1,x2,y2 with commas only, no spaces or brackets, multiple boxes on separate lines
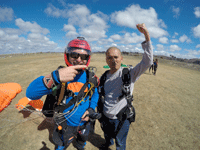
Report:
40,141,51,150
38,118,55,146
19,107,56,149
36,118,111,149
88,132,112,150
144,72,154,75
19,106,35,118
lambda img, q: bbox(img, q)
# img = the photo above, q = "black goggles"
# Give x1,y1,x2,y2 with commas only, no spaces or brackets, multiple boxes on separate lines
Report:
68,52,89,60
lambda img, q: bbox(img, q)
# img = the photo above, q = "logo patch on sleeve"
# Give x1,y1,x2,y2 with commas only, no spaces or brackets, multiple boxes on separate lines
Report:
43,74,55,89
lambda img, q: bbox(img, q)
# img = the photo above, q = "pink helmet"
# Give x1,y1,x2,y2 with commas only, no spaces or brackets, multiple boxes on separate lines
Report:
64,37,91,67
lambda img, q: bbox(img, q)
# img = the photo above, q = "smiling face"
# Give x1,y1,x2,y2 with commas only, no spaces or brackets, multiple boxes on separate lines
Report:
68,49,89,65
106,47,123,73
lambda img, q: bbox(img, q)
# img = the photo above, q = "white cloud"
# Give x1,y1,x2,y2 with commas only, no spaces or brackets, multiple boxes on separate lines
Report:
171,6,180,18
28,33,49,43
79,12,108,40
159,37,168,44
171,53,198,59
80,27,106,41
185,49,200,56
45,4,108,41
194,7,200,18
196,44,200,48
0,29,22,42
154,50,171,57
111,43,118,47
171,39,179,43
170,45,181,51
0,7,14,22
172,32,178,38
63,24,78,37
135,43,141,48
116,44,143,53
110,4,168,38
0,30,5,37
65,31,78,37
107,38,114,43
71,8,108,40
1,34,19,42
0,31,58,54
148,27,168,38
179,34,192,43
90,44,104,52
58,0,67,7
63,24,76,32
91,38,144,53
15,18,50,35
192,24,200,38
44,4,68,18
121,32,144,44
3,28,21,35
0,18,58,54
110,34,121,40
156,44,164,51
67,4,91,25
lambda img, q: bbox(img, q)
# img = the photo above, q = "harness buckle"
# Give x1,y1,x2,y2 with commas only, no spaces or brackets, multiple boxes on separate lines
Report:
122,85,131,95
128,107,134,118
126,95,133,100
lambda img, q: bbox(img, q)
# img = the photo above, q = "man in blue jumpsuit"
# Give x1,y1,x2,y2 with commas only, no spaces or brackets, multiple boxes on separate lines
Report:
26,37,99,150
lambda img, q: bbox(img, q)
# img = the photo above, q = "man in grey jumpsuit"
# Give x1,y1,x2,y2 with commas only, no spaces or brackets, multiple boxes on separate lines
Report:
100,23,153,150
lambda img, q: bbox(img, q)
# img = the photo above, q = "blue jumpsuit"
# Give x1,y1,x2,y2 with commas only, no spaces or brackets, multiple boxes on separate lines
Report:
26,70,99,150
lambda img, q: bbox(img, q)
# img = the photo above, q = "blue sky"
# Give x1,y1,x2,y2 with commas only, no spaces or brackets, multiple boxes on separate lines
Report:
0,0,200,59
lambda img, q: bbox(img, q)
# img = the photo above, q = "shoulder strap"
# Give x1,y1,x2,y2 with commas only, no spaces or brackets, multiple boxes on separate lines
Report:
122,68,131,85
57,83,66,105
115,68,135,136
121,68,131,96
97,70,109,114
86,69,99,88
56,70,97,113
100,70,109,86
99,70,109,96
86,68,99,100
55,66,67,105
57,81,90,113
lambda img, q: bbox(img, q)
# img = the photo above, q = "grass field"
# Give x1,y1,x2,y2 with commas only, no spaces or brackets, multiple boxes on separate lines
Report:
0,53,200,150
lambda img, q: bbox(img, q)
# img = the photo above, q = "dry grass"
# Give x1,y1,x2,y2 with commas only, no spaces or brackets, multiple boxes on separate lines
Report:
0,53,200,150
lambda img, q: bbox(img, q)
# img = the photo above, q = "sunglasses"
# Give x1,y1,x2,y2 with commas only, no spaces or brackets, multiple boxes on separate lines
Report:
69,52,89,60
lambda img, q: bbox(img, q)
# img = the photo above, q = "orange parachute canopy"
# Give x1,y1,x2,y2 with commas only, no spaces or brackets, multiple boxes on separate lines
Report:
0,83,22,112
16,97,43,111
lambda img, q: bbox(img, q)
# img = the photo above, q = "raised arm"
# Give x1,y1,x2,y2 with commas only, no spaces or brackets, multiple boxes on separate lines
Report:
130,23,153,82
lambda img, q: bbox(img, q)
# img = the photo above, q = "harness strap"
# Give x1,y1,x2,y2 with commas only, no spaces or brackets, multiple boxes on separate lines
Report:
114,68,132,136
99,70,109,95
42,67,98,120
56,82,90,113
98,67,135,137
97,70,109,113
56,68,97,112
121,68,131,96
115,106,128,137
57,83,66,105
